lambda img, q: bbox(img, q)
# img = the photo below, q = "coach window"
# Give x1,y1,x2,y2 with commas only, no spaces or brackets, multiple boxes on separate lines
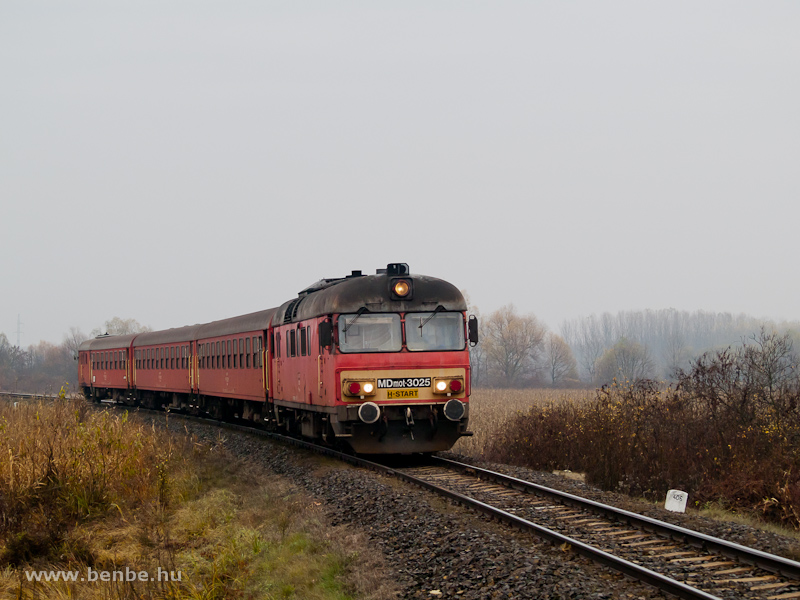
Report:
246,337,251,368
233,339,238,368
239,338,244,367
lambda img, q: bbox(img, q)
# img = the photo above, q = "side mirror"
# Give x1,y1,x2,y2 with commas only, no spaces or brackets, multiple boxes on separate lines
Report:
468,315,479,346
318,320,333,349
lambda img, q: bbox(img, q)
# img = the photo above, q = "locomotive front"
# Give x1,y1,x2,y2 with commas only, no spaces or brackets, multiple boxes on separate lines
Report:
271,263,477,454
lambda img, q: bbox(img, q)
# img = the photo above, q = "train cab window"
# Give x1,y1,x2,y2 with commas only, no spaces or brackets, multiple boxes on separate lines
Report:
276,333,281,358
405,312,466,351
338,313,402,353
289,330,296,357
299,327,307,356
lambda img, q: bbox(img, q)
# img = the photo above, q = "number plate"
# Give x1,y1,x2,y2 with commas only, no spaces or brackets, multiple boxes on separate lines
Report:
377,377,431,389
387,389,419,399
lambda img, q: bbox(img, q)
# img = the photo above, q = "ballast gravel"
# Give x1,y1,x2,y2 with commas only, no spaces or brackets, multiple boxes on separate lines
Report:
146,412,800,598
437,451,800,564
164,418,666,599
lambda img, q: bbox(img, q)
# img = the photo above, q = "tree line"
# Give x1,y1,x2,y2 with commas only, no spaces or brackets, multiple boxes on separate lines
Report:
469,303,800,388
0,318,150,394
3,309,799,393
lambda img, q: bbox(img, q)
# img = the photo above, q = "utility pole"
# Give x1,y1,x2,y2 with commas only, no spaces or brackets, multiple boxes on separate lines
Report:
15,314,23,347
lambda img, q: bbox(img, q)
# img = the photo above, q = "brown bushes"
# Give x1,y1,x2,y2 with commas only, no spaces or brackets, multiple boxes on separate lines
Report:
486,330,800,529
0,398,178,564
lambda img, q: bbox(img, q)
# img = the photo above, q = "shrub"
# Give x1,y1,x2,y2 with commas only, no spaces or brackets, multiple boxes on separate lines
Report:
486,329,800,529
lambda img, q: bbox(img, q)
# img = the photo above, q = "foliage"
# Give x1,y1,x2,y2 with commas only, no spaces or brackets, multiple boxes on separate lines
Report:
594,337,654,384
486,329,800,529
478,304,548,388
562,308,800,383
90,317,153,338
0,400,392,599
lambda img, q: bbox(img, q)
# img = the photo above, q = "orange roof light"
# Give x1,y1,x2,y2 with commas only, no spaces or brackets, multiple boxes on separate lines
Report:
393,280,410,297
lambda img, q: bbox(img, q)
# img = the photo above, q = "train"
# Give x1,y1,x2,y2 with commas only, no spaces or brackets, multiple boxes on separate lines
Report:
78,263,478,454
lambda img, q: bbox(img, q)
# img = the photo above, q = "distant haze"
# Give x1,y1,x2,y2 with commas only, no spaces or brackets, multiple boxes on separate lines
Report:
2,2,799,345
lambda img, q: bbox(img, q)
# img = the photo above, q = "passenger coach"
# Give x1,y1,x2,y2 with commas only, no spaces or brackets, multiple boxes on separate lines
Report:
78,263,478,454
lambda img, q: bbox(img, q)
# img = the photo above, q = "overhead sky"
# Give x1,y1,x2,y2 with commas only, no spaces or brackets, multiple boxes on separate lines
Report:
2,1,799,346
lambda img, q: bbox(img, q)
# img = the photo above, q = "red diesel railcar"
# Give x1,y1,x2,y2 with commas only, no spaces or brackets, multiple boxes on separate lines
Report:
78,263,478,453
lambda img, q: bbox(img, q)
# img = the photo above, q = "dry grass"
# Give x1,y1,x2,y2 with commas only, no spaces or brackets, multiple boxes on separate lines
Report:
0,399,396,600
454,388,595,457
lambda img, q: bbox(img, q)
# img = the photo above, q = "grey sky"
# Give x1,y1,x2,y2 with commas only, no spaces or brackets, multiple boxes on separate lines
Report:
2,1,799,346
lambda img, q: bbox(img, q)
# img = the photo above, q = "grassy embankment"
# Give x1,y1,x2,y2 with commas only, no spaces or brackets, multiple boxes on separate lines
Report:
458,384,800,532
0,398,392,600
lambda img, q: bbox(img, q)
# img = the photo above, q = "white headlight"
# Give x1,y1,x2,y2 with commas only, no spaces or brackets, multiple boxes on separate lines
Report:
436,380,448,392
362,382,374,394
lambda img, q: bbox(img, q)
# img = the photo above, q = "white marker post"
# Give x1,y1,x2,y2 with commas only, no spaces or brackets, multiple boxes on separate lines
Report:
665,489,688,513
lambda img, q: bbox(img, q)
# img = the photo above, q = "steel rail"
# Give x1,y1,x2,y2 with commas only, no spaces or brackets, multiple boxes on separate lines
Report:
16,397,780,600
154,413,722,600
433,456,800,581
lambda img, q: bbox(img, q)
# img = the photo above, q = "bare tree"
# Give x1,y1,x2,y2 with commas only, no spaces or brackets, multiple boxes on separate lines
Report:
91,317,152,337
595,337,655,384
543,332,578,386
483,304,547,387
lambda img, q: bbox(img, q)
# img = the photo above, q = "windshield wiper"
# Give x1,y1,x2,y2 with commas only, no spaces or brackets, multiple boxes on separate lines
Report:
343,307,369,333
418,305,446,331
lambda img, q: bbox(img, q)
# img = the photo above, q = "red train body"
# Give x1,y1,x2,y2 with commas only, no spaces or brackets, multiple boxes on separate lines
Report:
78,264,477,454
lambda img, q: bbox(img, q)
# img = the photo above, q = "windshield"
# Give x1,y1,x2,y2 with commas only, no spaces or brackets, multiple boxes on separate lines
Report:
405,312,465,351
338,313,403,353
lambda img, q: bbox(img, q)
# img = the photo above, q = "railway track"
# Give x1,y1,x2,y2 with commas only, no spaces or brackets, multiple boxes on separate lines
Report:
5,393,800,599
399,459,800,600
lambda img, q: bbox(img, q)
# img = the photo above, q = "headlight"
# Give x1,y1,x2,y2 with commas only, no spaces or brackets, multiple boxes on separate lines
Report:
343,379,377,398
433,377,465,395
393,280,410,297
